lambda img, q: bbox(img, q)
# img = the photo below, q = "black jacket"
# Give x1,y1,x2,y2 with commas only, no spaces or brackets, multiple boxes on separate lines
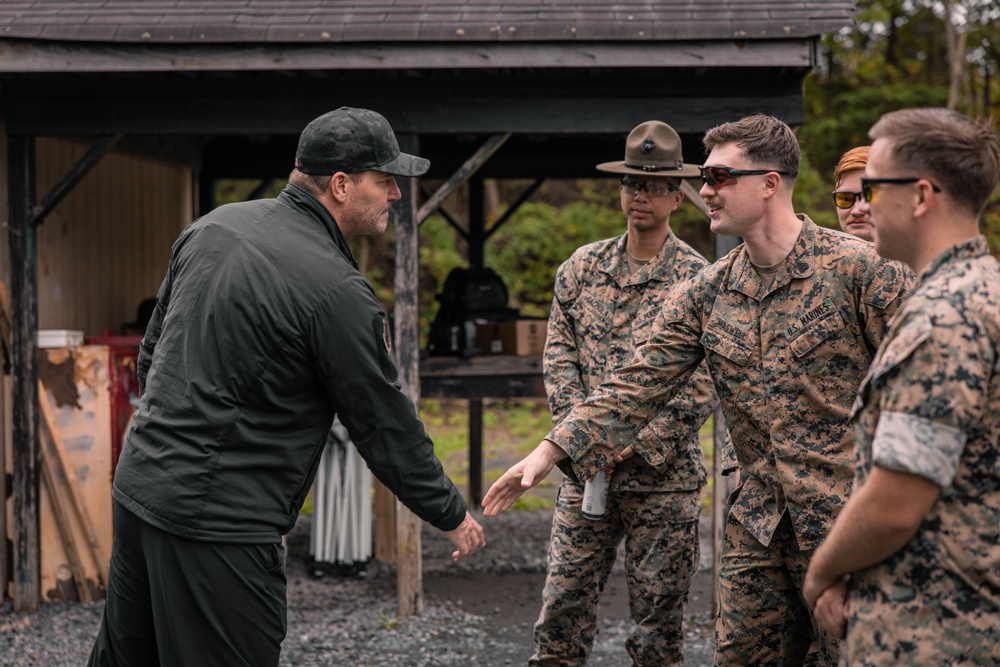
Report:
113,183,466,542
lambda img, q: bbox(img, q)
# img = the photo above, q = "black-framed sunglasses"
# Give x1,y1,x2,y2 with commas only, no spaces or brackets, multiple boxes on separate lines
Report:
832,190,862,209
619,176,680,197
860,177,942,204
699,165,791,189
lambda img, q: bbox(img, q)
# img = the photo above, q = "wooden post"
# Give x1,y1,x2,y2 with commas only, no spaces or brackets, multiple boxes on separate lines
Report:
468,177,485,268
468,398,483,507
8,134,41,611
467,177,486,507
1,283,10,604
710,232,741,619
710,407,726,617
393,134,423,616
372,480,396,562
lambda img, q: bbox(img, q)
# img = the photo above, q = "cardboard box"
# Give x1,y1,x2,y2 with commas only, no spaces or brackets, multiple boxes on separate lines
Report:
37,330,85,348
475,319,547,356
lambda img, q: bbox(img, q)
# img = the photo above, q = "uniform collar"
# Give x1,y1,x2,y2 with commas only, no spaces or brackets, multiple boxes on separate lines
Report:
918,235,990,284
279,183,359,270
601,231,679,286
728,214,816,299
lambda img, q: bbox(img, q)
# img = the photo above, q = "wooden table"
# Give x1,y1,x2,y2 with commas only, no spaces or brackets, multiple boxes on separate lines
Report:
420,354,545,505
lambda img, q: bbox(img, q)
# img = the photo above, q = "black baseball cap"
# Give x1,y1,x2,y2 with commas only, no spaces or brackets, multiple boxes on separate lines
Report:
295,107,430,176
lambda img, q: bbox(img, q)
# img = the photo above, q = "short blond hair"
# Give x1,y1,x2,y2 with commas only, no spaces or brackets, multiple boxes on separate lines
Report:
834,146,869,187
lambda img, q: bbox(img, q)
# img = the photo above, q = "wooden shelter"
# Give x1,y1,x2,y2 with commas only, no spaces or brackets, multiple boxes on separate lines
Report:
0,0,855,613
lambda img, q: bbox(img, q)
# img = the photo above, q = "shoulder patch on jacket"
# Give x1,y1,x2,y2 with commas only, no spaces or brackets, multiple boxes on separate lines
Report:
372,313,398,383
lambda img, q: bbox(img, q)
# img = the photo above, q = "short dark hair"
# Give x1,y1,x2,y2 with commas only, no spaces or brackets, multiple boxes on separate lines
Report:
703,114,800,181
287,169,364,198
869,108,1000,216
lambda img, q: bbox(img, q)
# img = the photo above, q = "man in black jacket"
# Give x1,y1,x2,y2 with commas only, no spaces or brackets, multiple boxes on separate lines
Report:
89,107,485,667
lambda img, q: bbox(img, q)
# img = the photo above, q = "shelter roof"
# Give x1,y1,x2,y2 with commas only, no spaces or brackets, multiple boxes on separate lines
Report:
0,1,854,44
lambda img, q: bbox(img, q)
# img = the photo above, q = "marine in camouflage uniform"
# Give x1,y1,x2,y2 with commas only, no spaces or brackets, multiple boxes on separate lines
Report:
544,217,911,665
532,120,718,667
803,108,1000,667
845,237,1000,665
537,232,716,666
484,115,912,666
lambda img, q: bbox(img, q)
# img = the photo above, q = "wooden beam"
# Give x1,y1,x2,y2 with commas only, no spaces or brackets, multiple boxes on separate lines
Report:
0,40,820,74
485,178,544,240
468,178,485,267
711,407,737,618
0,282,9,604
417,134,510,226
680,179,710,218
245,177,276,201
419,182,467,238
393,134,423,617
31,134,122,227
372,481,396,562
4,94,806,137
7,134,40,611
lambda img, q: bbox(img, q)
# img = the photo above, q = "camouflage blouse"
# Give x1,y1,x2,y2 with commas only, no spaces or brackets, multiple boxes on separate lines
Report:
545,231,717,492
846,236,1000,665
548,216,912,550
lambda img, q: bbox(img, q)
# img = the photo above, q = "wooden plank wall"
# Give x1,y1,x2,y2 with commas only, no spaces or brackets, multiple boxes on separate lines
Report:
38,346,113,602
33,138,192,336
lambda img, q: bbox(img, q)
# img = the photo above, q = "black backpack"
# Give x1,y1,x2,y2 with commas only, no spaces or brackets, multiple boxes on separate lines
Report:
428,266,518,356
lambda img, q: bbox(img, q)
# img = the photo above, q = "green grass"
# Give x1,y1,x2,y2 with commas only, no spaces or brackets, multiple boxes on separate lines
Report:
304,400,725,518
422,398,557,510
421,399,726,516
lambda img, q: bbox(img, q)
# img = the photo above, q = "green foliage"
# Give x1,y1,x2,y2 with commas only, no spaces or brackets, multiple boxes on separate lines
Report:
217,0,1000,329
801,0,1000,253
800,78,948,179
511,494,556,512
299,492,313,516
484,195,623,318
791,151,840,232
378,611,400,630
421,399,557,510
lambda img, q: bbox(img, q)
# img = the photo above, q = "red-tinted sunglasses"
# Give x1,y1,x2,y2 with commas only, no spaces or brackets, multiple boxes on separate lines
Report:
699,165,791,189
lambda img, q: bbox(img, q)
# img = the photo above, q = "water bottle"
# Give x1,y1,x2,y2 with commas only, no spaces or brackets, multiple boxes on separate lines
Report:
581,470,609,520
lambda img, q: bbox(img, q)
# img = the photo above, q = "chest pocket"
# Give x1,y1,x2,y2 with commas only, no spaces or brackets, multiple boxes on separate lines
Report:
631,306,660,347
700,314,755,367
787,301,846,357
568,292,614,356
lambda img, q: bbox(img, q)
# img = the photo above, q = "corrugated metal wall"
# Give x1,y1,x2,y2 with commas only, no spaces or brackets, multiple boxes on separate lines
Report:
33,138,192,336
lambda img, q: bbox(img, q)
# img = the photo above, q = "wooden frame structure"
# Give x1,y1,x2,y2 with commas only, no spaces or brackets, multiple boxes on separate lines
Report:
1,0,855,613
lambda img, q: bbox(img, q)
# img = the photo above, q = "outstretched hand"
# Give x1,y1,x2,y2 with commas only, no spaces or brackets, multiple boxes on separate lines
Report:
443,511,486,562
481,439,567,517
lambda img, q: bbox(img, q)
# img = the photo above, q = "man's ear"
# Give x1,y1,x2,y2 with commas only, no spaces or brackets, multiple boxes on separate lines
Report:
912,179,937,219
329,172,351,203
759,171,789,200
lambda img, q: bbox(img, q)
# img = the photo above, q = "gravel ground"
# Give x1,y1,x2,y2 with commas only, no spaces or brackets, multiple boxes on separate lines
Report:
1,510,716,666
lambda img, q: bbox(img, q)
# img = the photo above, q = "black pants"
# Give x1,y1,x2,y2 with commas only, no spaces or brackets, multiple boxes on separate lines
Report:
88,502,287,667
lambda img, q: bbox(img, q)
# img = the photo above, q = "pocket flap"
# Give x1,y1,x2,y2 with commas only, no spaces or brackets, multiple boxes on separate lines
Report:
701,328,752,366
787,301,845,357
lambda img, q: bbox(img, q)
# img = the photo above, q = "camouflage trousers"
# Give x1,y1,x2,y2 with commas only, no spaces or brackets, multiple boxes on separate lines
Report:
715,512,839,667
530,477,701,667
